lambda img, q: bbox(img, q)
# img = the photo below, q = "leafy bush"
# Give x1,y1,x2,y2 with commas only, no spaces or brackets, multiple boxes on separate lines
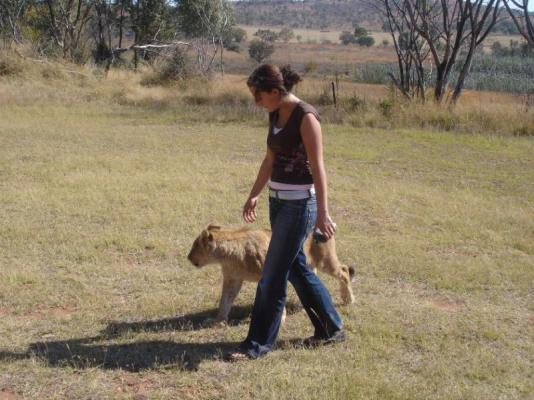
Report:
339,31,355,45
304,61,319,74
248,39,275,63
356,36,375,47
0,57,23,77
378,99,394,117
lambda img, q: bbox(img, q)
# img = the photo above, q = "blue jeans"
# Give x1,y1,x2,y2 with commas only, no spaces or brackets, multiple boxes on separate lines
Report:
239,195,344,358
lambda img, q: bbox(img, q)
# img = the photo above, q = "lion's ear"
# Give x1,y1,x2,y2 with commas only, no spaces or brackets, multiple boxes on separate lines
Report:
207,224,221,231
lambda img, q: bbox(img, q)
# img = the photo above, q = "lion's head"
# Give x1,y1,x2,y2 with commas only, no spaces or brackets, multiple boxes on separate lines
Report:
187,224,221,268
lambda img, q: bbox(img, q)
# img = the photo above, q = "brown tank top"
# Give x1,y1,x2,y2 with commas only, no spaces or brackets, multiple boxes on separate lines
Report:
267,101,321,185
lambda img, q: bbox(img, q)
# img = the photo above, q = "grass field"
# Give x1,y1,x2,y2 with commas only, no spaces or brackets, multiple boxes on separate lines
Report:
0,62,533,399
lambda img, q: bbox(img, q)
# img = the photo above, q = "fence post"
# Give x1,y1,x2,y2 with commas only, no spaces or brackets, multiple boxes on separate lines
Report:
332,81,337,108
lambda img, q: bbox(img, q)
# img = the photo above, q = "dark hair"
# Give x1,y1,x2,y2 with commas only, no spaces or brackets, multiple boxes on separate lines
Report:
247,64,302,95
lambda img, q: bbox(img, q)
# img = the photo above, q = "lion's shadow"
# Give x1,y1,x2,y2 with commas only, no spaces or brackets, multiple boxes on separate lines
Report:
102,302,302,338
0,304,305,372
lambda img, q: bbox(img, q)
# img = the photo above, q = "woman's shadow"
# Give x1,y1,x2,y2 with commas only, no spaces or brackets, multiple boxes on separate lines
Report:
0,303,303,372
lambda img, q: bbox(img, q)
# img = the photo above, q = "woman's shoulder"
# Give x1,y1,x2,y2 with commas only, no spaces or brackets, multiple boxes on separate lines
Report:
296,101,321,122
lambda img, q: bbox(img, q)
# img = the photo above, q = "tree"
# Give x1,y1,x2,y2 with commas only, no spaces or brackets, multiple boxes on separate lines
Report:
278,27,294,43
248,38,274,63
222,26,246,52
0,0,29,43
178,0,235,75
387,0,502,104
357,35,374,47
503,0,534,45
374,0,431,101
339,31,355,45
253,28,278,42
353,24,368,38
44,0,93,61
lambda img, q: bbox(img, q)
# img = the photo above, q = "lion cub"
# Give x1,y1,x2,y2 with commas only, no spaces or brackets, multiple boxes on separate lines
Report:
187,224,355,324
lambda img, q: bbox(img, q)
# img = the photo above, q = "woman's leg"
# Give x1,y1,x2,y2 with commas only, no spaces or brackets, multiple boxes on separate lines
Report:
288,250,344,339
239,198,310,358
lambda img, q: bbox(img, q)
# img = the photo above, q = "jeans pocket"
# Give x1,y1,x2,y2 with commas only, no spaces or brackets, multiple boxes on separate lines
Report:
306,201,318,235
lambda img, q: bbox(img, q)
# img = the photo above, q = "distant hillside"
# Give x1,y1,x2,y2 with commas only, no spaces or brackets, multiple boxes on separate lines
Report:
231,0,521,34
232,0,382,30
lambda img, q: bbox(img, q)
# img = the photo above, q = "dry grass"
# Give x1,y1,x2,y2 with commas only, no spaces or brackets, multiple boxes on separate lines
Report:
0,55,533,399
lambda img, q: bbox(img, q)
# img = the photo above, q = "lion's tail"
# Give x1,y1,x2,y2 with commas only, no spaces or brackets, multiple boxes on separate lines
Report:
348,265,356,282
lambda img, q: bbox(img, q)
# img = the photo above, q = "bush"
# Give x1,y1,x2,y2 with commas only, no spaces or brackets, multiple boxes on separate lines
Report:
253,29,278,42
160,47,193,81
378,99,394,117
249,39,275,63
304,61,319,74
513,124,534,137
357,36,375,47
141,47,193,86
339,31,355,45
346,95,367,111
0,57,23,77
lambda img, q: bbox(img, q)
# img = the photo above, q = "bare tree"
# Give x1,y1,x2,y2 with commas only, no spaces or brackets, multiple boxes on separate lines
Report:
503,0,534,45
404,0,502,104
178,0,234,76
374,0,431,101
45,0,93,60
0,0,29,44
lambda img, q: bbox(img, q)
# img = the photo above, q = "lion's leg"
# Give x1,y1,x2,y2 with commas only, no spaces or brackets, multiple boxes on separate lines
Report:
216,278,243,322
337,264,355,304
321,257,354,305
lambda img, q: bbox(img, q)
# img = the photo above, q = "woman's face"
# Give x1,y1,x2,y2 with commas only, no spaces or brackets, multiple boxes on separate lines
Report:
249,86,281,112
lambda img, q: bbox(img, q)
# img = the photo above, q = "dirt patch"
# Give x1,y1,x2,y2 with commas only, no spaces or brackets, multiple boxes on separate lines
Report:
29,304,77,319
429,297,466,312
114,373,154,397
0,388,20,400
427,244,483,260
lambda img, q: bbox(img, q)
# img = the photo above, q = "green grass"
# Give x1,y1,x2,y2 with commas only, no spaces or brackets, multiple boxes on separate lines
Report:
0,73,533,399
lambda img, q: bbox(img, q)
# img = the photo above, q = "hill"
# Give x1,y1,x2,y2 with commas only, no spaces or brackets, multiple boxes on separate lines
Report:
232,0,382,30
232,0,521,34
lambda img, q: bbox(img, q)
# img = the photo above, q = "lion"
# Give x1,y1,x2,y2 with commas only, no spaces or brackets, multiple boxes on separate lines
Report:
187,224,355,324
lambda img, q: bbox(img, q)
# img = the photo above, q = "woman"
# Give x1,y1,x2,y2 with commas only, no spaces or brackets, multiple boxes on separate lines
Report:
225,64,345,361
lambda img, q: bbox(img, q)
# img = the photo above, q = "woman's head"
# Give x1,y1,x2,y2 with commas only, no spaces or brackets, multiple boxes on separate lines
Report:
247,64,302,108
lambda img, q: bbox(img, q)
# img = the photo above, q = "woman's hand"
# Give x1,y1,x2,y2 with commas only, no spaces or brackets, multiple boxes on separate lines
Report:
316,211,336,240
243,196,258,223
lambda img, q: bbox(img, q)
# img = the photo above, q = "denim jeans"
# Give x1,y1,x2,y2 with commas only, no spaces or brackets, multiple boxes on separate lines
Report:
239,195,344,358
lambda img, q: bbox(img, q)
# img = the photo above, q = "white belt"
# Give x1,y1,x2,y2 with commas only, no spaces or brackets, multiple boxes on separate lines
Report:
269,188,315,200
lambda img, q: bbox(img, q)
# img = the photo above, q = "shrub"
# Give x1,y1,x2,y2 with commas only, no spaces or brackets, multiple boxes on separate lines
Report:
378,99,394,117
248,39,275,63
513,124,534,137
346,95,367,111
0,57,23,77
357,36,375,47
304,61,319,74
339,31,355,45
141,47,193,86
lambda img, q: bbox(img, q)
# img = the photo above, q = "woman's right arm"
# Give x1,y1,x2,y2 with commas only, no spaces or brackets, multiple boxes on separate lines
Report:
243,147,275,223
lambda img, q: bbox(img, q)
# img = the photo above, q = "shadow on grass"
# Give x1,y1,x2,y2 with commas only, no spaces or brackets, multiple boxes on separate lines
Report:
102,302,302,338
0,337,239,372
102,305,253,338
0,303,305,372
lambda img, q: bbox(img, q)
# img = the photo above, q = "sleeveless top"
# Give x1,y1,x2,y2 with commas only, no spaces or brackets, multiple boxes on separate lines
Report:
267,101,321,185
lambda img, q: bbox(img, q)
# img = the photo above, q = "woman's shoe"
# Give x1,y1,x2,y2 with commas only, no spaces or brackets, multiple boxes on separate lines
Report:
302,330,346,348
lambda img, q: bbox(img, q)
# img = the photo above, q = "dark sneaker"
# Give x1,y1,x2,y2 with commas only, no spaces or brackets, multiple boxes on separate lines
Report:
302,330,346,348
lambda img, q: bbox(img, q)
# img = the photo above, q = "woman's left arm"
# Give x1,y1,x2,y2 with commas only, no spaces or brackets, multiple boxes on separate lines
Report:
301,113,336,240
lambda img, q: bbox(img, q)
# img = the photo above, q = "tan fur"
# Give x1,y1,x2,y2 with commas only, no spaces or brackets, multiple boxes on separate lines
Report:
187,224,355,323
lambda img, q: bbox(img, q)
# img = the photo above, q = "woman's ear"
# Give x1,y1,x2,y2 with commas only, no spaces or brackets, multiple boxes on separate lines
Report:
269,88,280,97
